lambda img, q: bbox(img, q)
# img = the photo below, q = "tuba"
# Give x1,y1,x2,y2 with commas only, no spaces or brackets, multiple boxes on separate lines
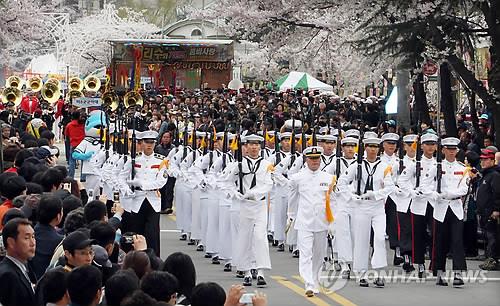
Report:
123,91,143,109
66,89,83,101
5,76,25,89
41,80,61,104
68,77,84,92
1,87,22,106
28,76,43,92
102,91,119,111
84,75,101,92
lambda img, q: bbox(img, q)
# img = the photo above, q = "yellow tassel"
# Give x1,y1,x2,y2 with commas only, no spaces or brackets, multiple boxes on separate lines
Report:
325,176,337,224
354,144,359,153
411,138,418,151
266,164,275,173
159,159,170,170
266,133,274,144
188,134,193,145
297,136,303,146
200,137,207,148
384,165,393,177
229,137,238,151
307,136,313,146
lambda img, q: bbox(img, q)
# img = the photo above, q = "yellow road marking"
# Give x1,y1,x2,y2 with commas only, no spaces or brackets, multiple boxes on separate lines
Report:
271,276,331,306
292,275,357,306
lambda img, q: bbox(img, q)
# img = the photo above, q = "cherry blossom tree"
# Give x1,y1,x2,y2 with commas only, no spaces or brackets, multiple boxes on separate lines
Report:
59,4,160,76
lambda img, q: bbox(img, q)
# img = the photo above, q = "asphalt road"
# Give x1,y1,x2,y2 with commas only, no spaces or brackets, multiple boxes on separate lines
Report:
159,214,500,306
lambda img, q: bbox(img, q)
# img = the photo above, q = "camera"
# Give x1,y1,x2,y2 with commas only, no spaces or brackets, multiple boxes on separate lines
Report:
239,293,255,304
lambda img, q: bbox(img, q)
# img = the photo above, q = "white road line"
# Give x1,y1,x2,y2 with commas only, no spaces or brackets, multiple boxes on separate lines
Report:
160,229,181,233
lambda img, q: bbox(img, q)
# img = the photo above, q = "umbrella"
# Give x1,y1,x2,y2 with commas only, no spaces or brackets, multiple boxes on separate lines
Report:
275,71,333,92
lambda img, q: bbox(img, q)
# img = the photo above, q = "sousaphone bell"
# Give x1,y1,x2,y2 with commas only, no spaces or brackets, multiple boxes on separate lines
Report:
1,87,22,106
84,75,101,92
28,76,43,92
102,91,119,111
124,91,143,109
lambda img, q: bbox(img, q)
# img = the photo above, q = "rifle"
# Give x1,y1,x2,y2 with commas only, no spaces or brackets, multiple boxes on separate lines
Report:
436,137,442,193
312,126,317,146
222,128,228,169
130,114,137,191
237,133,243,194
208,130,215,169
290,116,296,166
415,121,422,188
192,127,198,164
182,125,188,160
261,128,267,158
274,119,281,166
356,127,364,195
335,126,342,178
398,134,405,175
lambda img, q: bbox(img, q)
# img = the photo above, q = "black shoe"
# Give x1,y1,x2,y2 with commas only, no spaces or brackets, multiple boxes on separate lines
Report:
204,253,212,258
403,262,415,273
277,243,285,252
243,276,252,286
212,256,220,264
224,263,232,272
418,265,426,279
374,277,385,288
341,270,351,280
179,234,187,241
453,276,464,287
267,233,274,242
393,254,404,266
289,245,294,252
160,208,173,214
436,276,448,286
305,289,314,297
292,250,299,258
359,278,369,287
197,245,205,252
272,240,279,247
236,271,245,278
334,260,341,272
256,276,267,288
188,239,196,245
251,269,258,280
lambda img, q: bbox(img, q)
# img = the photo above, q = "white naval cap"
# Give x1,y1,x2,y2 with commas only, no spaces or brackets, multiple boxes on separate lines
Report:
363,137,382,145
442,137,460,147
216,132,225,138
403,134,418,143
280,132,292,139
141,130,159,140
345,129,360,138
303,146,324,157
135,131,144,140
244,134,264,143
341,137,358,145
381,132,399,142
363,131,378,139
318,126,330,135
195,131,207,138
283,118,303,129
266,130,279,140
226,133,236,141
420,133,439,144
318,134,337,142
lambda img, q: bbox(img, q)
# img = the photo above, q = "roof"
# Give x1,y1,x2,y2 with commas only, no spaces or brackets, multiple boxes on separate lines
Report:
160,19,218,36
109,38,233,45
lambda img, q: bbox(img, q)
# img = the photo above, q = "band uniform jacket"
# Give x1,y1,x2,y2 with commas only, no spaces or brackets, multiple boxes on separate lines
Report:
420,159,469,222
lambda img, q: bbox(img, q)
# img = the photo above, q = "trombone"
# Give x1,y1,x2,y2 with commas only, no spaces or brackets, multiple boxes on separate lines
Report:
84,75,101,92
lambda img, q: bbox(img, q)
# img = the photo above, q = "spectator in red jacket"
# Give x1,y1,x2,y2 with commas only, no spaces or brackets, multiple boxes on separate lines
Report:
64,111,86,179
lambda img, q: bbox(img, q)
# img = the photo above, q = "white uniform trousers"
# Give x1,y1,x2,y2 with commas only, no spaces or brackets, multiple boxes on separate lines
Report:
230,208,241,268
84,174,100,199
218,204,232,260
352,205,387,272
174,181,186,232
205,191,220,254
334,208,355,263
273,192,288,242
199,191,209,246
190,188,201,239
235,202,272,271
267,190,275,234
297,230,327,291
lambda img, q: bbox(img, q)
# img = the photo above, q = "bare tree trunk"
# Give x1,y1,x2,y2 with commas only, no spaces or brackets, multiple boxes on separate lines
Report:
413,72,432,127
440,63,458,137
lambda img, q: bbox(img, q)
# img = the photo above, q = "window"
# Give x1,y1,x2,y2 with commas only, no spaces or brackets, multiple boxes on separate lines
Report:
191,29,202,37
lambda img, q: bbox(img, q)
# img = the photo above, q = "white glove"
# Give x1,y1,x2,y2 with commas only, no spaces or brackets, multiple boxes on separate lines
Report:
233,192,245,201
360,191,376,200
430,191,440,201
395,188,407,197
126,178,142,189
439,190,450,200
